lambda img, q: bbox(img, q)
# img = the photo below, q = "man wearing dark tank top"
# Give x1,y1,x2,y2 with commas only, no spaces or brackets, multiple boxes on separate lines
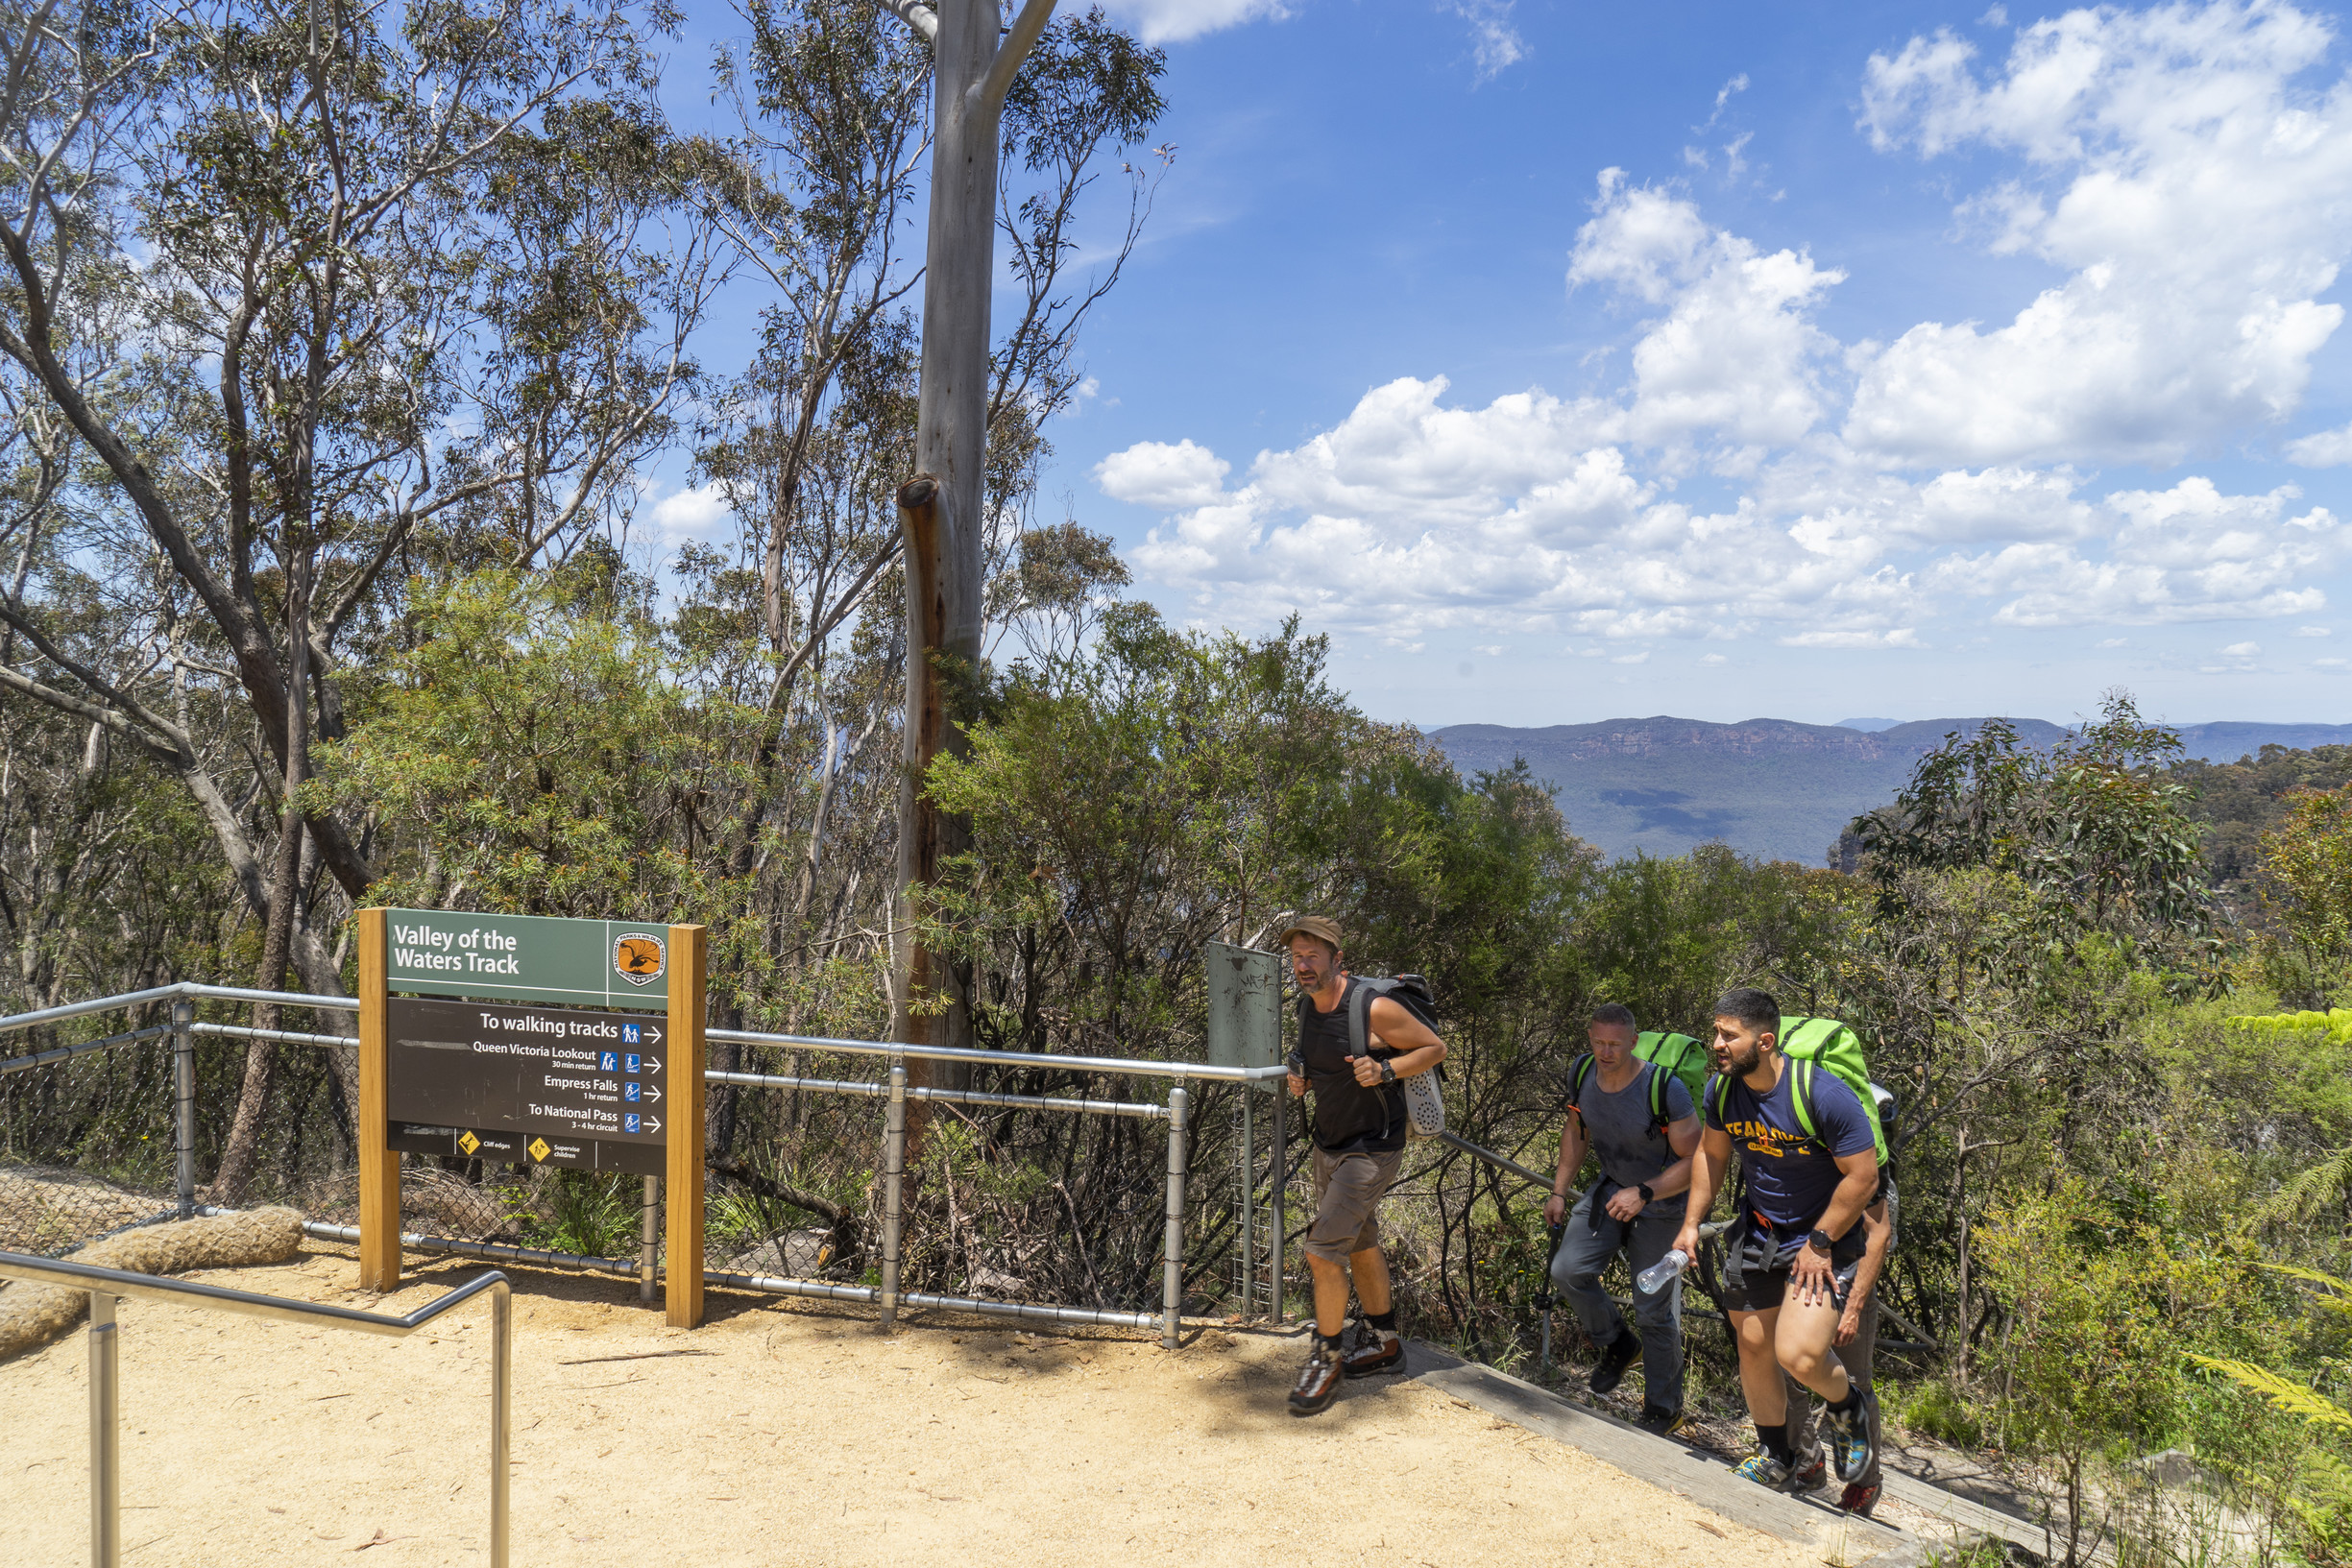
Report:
1278,916,1448,1415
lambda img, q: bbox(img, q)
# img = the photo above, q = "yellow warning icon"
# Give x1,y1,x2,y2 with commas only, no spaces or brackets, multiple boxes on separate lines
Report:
457,1130,480,1156
528,1137,551,1162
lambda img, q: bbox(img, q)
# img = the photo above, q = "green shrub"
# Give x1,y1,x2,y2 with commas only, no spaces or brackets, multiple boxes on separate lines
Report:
1903,1380,1987,1448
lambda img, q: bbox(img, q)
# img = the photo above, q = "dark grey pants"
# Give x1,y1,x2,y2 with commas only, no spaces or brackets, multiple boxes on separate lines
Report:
1789,1291,1882,1488
1549,1186,1685,1414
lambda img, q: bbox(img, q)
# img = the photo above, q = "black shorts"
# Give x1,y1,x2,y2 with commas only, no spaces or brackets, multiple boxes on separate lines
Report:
1720,1226,1865,1314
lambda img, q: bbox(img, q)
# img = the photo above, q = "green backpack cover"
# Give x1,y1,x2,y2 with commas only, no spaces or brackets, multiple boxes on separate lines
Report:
1724,1015,1889,1167
1568,1030,1709,1133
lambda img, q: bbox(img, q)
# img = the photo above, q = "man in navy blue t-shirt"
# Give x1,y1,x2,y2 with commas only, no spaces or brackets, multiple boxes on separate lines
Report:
1672,987,1880,1493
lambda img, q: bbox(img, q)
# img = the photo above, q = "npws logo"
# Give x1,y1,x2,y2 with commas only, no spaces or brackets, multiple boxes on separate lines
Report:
614,932,666,987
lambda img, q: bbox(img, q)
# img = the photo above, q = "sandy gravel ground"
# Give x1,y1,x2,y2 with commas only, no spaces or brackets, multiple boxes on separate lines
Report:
1,1244,1844,1568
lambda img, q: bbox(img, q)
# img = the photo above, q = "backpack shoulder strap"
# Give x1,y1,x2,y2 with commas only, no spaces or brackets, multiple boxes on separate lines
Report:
1707,1071,1731,1124
1646,1060,1669,1127
1346,977,1374,1058
1790,1057,1821,1146
1567,1053,1594,1105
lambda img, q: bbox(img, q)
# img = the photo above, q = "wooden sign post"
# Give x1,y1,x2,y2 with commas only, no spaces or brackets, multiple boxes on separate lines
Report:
354,907,707,1324
666,924,706,1328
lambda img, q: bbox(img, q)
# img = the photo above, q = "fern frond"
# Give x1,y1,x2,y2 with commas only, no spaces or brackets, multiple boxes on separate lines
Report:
2259,1262,2352,1298
2189,1354,2352,1429
2254,1144,2352,1225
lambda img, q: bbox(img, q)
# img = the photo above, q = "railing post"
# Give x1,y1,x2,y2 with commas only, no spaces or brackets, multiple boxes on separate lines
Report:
171,999,195,1221
1239,1087,1253,1318
89,1291,119,1568
880,1059,906,1330
1272,1081,1287,1323
1163,1083,1188,1350
490,1281,510,1568
640,1176,658,1304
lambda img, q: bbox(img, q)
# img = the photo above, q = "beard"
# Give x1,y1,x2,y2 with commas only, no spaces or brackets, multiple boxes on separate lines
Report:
1725,1041,1764,1077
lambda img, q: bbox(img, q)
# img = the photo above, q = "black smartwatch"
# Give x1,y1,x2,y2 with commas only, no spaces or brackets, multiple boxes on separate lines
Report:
1636,1182,1655,1203
1806,1228,1833,1255
1377,1060,1398,1086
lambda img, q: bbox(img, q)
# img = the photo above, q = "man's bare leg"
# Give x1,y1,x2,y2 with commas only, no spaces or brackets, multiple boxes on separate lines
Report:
1347,1246,1391,1316
1733,1307,1786,1424
1775,1292,1851,1402
1308,1253,1351,1338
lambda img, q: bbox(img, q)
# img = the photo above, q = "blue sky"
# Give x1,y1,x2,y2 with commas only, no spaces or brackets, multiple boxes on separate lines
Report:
660,0,2352,733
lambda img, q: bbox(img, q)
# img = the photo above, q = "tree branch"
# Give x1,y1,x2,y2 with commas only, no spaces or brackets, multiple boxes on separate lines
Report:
871,0,937,40
973,0,1056,114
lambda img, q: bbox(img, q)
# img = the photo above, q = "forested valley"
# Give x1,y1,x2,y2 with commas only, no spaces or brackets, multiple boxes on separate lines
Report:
1,1,2350,1564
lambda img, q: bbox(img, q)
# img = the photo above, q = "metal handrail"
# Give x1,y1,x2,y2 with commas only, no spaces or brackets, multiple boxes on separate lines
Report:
0,1024,172,1078
0,1250,509,1568
0,981,355,1036
0,984,1288,1086
709,1025,1290,1083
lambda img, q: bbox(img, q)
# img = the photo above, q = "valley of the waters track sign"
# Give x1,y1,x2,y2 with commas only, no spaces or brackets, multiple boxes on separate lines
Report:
381,909,672,1176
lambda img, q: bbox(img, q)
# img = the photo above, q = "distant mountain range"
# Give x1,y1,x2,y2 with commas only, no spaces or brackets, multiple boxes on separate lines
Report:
1429,716,2352,863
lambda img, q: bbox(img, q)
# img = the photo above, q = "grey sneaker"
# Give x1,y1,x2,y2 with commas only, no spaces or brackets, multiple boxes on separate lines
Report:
1826,1391,1878,1483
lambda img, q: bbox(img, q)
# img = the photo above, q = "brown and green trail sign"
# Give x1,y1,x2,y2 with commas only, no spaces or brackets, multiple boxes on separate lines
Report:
355,907,708,1326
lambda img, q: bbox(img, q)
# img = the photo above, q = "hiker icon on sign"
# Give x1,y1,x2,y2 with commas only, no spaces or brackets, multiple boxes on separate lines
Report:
600,1051,618,1072
614,931,666,987
625,1114,642,1134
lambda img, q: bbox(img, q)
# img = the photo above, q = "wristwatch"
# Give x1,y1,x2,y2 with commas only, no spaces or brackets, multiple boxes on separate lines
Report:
1806,1229,1833,1255
1636,1183,1655,1203
1377,1060,1398,1086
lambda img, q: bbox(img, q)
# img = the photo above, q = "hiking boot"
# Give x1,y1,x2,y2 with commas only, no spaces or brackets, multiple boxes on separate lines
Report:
1342,1330,1404,1379
1635,1405,1688,1437
1734,1450,1793,1489
1825,1391,1878,1483
1287,1338,1342,1415
1588,1329,1640,1395
1792,1453,1830,1492
1838,1483,1881,1517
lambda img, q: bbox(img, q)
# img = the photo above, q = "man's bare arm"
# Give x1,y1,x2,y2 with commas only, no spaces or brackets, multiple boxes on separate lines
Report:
1644,1114,1702,1197
1362,995,1446,1079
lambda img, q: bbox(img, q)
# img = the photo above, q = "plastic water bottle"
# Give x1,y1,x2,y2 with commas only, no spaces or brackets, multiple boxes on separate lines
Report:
1636,1249,1690,1295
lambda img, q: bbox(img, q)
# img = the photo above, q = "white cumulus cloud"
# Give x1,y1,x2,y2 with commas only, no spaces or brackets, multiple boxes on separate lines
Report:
1848,2,2352,466
1095,439,1230,509
1097,0,1284,43
1096,1,2352,659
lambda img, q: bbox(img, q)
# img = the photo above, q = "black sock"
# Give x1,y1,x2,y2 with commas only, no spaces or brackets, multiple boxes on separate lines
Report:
1315,1330,1342,1352
1365,1309,1397,1334
1828,1383,1864,1416
1755,1421,1792,1462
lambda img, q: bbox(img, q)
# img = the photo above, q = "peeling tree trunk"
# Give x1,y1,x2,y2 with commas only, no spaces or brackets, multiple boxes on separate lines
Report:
890,0,1057,1135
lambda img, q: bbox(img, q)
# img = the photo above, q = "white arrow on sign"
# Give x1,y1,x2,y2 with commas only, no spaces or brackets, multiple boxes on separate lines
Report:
643,1055,663,1075
643,1116,663,1134
643,1085,663,1103
642,1025,664,1045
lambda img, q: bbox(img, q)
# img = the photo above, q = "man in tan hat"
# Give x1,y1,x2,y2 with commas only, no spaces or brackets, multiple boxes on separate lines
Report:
1277,915,1447,1415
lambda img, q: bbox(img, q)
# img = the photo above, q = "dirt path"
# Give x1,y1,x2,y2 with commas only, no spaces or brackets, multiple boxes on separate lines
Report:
2,1244,1843,1567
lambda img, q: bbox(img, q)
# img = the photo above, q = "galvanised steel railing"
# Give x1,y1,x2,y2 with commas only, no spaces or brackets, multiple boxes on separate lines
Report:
0,986,1291,1343
0,1248,510,1568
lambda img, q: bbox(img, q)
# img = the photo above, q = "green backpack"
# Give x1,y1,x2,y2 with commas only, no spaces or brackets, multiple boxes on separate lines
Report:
1708,1016,1888,1166
1567,1030,1709,1134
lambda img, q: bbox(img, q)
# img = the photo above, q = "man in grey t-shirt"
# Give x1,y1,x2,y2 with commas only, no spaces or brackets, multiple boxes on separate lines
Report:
1542,1002,1701,1432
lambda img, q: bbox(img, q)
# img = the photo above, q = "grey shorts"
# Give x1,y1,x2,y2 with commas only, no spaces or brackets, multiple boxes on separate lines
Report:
1305,1145,1404,1265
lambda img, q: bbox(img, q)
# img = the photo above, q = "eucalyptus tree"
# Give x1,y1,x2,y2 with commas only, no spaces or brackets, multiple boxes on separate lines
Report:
0,0,716,1192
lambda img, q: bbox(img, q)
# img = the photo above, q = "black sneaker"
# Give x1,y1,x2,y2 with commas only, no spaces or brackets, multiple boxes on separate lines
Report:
1635,1405,1688,1437
1791,1453,1830,1492
1288,1338,1342,1415
1837,1482,1881,1517
1588,1329,1640,1395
